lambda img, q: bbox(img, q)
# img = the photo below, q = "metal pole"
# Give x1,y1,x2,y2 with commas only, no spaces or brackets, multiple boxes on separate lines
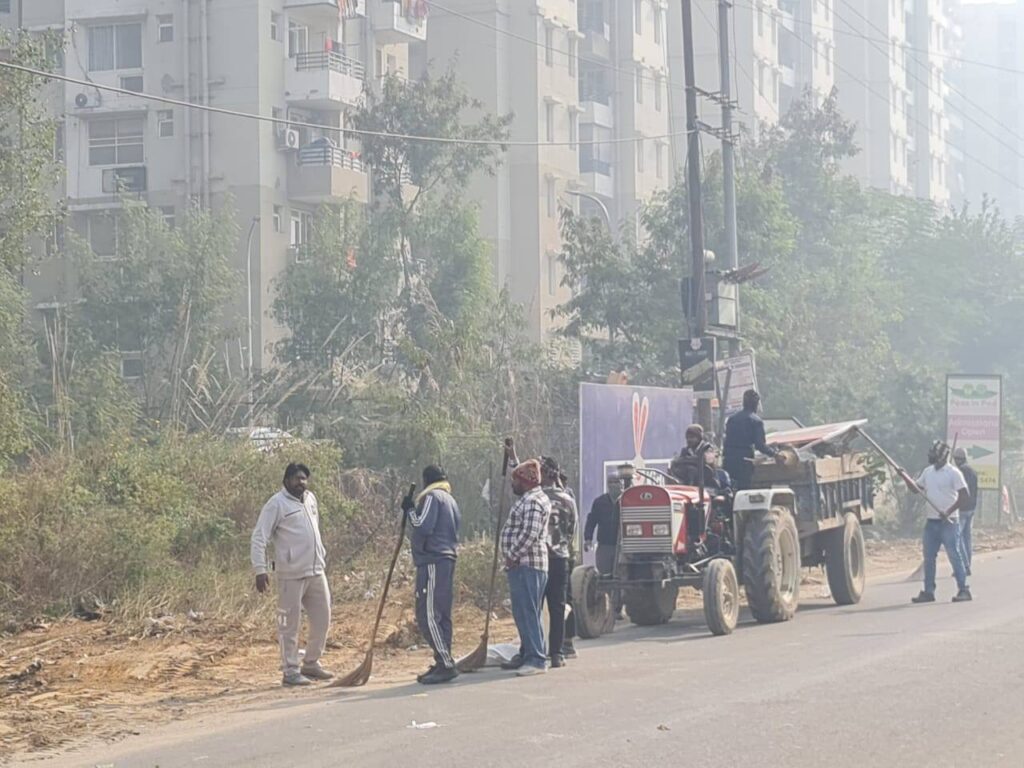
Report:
244,217,259,377
718,0,739,272
681,0,711,431
565,189,615,242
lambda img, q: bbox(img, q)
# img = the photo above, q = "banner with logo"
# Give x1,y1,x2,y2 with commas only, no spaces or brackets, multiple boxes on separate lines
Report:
946,374,1001,491
578,383,695,563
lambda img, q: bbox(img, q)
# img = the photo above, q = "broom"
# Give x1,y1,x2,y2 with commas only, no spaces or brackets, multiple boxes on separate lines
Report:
331,483,415,688
456,441,512,673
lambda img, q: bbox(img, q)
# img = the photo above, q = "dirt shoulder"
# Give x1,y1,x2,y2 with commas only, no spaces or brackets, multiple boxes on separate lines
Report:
3,528,1021,763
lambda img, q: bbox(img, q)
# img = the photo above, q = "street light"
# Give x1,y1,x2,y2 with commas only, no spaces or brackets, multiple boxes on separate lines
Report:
564,190,613,240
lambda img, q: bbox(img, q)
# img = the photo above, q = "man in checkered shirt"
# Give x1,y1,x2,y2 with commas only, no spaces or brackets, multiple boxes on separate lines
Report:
501,458,552,676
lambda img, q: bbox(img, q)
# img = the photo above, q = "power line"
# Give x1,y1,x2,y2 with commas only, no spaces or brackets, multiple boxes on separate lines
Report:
0,60,692,148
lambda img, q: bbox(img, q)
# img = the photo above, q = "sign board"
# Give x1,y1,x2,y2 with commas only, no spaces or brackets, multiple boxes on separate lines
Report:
578,383,695,564
679,337,716,393
716,352,758,417
946,374,1001,491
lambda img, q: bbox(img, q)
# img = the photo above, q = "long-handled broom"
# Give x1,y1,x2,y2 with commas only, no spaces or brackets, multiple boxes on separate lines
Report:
331,483,415,688
456,442,512,673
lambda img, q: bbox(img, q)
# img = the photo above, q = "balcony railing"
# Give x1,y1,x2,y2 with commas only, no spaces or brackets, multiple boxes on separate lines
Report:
297,145,364,171
580,156,611,176
294,49,365,80
579,86,611,106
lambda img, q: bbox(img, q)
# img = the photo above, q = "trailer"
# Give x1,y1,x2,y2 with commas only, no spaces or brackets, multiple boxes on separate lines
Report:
571,420,874,638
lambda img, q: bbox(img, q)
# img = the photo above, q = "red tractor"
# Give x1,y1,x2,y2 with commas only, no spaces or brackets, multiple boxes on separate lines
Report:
571,421,874,637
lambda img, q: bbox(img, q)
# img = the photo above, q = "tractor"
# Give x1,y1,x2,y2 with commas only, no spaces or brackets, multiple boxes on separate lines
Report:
571,420,874,637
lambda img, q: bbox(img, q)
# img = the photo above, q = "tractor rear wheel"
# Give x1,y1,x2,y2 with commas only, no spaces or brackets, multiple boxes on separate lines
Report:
703,558,739,636
742,506,800,623
826,512,866,605
625,582,678,626
570,565,612,639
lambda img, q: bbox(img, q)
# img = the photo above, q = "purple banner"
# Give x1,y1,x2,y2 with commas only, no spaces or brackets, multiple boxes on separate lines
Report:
578,383,695,563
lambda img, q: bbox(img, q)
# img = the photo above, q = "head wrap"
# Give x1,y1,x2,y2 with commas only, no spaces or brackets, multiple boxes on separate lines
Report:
513,459,542,489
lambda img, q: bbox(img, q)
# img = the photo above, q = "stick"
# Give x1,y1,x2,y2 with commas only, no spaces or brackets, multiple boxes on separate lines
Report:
456,442,511,673
331,486,413,688
854,426,948,518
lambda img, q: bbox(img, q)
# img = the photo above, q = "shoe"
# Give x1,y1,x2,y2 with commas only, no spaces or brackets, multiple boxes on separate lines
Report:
561,644,578,660
615,612,626,622
282,672,313,686
420,666,459,685
500,654,525,670
911,591,935,604
966,567,972,577
550,655,565,668
416,664,438,683
516,665,546,677
300,662,334,681
952,588,973,603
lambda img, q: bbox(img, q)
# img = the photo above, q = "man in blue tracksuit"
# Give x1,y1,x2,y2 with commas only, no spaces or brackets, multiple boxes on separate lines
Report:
403,465,461,685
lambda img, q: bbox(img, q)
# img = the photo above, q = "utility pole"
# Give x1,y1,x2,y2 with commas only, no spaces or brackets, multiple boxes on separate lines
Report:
718,0,739,273
681,0,712,432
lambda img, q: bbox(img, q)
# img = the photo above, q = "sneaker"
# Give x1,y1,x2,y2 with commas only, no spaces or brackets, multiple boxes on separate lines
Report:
282,672,313,687
561,644,578,660
952,588,973,603
911,591,936,604
500,654,525,671
416,664,438,683
516,665,546,677
300,662,335,681
420,666,459,685
550,655,565,669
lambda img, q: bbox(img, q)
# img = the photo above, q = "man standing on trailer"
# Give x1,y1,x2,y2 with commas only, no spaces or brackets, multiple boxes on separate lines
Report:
723,389,780,490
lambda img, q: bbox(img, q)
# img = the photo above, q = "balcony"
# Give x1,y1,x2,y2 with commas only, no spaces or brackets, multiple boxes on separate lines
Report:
580,95,613,128
373,0,427,44
286,49,365,109
580,23,611,60
289,144,369,204
580,155,613,199
285,0,365,23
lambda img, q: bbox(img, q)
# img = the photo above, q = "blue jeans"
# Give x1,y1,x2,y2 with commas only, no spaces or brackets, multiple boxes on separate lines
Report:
959,511,975,571
923,518,968,594
507,566,548,669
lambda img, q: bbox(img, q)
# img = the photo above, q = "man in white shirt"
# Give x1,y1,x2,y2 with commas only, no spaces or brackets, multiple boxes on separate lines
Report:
904,441,972,603
251,463,334,685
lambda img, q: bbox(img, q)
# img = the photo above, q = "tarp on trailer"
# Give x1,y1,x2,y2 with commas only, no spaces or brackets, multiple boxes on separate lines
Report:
764,419,868,449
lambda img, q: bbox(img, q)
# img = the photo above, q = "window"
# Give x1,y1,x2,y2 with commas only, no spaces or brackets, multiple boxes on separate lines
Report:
0,1,10,14
569,112,578,149
160,206,176,229
273,205,283,233
813,40,819,68
548,252,558,296
824,0,830,22
772,71,779,104
158,15,174,43
636,138,645,172
88,117,144,165
635,66,644,104
634,0,642,34
88,23,142,71
568,37,577,77
545,102,555,143
158,110,174,138
655,142,664,179
271,12,282,42
54,121,65,163
288,21,309,58
771,14,777,45
120,352,144,380
545,177,556,218
544,26,553,66
88,214,119,259
654,75,662,112
757,63,765,96
826,45,832,75
757,5,764,37
120,75,144,93
654,8,662,45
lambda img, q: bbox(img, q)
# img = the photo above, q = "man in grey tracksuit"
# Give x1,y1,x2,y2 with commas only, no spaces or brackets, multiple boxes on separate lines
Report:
403,465,461,685
251,463,334,686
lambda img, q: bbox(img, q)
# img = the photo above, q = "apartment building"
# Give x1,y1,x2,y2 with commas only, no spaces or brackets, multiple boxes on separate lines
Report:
778,0,836,112
0,0,427,374
426,0,675,344
950,1,1022,218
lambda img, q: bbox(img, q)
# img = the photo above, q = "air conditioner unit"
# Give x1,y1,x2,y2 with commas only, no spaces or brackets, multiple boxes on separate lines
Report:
278,127,301,151
74,91,102,109
102,166,147,194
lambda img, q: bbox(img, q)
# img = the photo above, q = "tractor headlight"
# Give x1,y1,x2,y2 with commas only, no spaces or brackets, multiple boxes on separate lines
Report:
652,523,670,537
625,524,643,537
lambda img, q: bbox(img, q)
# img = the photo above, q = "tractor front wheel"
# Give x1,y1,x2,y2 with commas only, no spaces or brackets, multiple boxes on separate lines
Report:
570,565,613,638
703,558,740,636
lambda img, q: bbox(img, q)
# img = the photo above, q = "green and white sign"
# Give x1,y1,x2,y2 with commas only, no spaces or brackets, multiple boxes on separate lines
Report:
946,374,1001,491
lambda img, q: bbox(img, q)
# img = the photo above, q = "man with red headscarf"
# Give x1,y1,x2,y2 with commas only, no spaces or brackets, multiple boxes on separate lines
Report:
500,458,552,676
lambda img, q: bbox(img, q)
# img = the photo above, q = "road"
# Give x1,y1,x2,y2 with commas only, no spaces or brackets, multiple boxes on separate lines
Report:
18,548,1024,768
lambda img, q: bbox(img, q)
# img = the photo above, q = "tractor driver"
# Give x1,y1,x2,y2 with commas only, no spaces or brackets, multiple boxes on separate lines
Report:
670,424,721,489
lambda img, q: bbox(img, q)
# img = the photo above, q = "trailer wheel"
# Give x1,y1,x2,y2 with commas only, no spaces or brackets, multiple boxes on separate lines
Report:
625,582,678,626
826,512,866,605
703,558,739,636
742,507,800,622
571,565,612,639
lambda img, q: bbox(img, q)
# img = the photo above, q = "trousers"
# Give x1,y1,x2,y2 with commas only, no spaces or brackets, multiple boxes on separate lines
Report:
507,565,548,669
959,511,975,571
415,560,455,669
923,518,968,594
277,573,331,675
544,556,569,659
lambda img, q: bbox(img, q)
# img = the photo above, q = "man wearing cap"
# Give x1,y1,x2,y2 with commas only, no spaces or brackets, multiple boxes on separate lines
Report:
402,465,461,685
952,447,979,576
670,424,721,488
723,389,780,491
500,459,553,676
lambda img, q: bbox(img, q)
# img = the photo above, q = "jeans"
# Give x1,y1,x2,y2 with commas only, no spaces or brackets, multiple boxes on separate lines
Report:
959,511,975,572
507,566,548,669
923,518,968,594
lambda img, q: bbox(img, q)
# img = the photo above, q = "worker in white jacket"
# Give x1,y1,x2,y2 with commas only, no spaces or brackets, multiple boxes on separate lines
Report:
251,462,333,686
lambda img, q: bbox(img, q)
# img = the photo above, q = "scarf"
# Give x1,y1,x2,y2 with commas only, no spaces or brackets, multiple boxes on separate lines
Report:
416,480,452,504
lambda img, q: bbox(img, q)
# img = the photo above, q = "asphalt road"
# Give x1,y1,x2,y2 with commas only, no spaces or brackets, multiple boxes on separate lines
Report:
20,548,1024,768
